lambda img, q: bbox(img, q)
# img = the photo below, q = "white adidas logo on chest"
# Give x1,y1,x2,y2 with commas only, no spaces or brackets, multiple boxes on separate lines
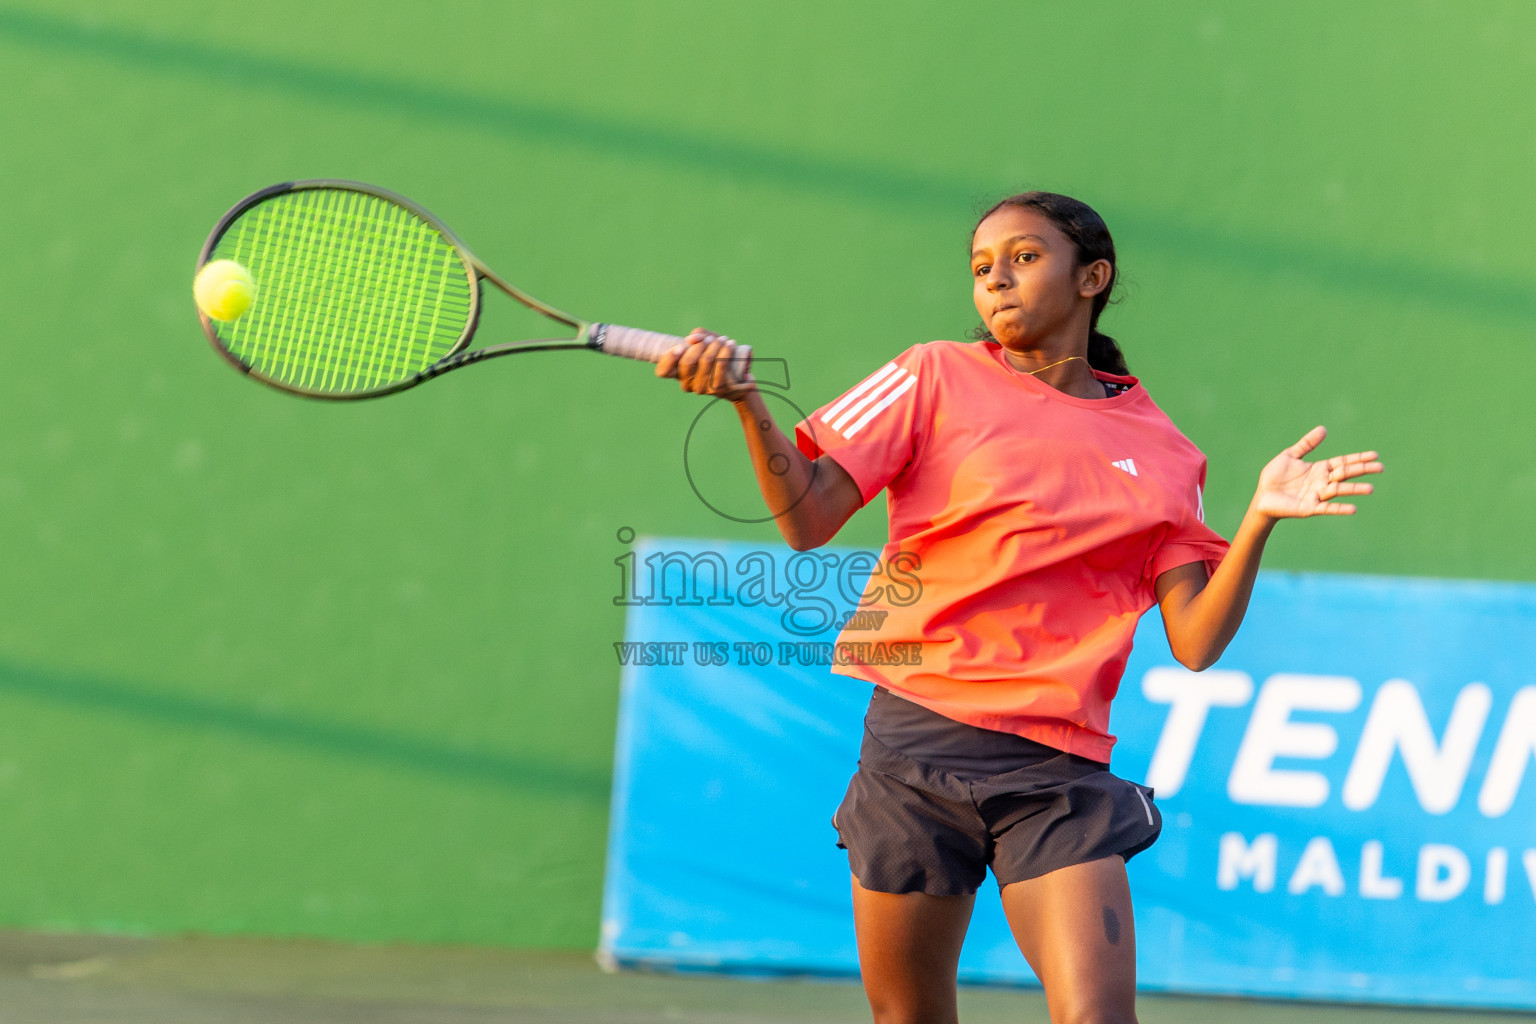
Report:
1111,458,1139,476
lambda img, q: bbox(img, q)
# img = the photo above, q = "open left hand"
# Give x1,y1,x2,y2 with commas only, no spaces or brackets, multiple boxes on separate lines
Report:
1252,425,1383,519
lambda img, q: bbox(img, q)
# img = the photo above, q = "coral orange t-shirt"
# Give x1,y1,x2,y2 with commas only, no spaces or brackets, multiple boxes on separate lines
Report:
794,340,1229,761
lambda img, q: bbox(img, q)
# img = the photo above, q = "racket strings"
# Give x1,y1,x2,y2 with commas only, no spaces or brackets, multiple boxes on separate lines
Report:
210,189,475,394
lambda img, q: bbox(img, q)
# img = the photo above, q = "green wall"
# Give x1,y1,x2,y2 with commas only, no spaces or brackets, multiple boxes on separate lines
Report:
0,1,1531,947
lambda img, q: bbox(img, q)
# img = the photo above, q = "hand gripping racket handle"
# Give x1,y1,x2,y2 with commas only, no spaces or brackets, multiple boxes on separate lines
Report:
588,323,753,379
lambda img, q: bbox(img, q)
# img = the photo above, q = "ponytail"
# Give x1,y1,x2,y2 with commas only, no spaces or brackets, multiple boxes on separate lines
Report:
1088,329,1128,376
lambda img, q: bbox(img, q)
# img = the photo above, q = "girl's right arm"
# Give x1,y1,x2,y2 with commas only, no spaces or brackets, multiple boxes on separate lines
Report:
656,330,862,550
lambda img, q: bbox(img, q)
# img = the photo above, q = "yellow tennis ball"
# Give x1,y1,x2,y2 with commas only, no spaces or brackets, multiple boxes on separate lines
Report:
194,259,256,321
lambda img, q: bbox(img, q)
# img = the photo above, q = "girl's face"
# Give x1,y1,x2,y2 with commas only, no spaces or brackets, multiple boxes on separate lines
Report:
970,206,1107,350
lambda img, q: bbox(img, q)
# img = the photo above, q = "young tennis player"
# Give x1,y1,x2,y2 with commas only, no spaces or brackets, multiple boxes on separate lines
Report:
656,191,1382,1024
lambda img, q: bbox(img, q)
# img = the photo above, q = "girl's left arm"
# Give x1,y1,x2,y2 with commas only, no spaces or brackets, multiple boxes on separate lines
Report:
1154,425,1384,671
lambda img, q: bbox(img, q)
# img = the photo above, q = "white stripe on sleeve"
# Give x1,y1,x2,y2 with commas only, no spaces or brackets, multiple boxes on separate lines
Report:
831,368,909,433
843,373,918,438
820,363,900,425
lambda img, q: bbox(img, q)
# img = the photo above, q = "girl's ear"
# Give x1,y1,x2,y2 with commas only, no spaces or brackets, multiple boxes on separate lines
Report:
1079,258,1113,298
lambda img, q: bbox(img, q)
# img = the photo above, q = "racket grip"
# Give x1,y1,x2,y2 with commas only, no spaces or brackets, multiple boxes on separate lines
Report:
589,323,753,378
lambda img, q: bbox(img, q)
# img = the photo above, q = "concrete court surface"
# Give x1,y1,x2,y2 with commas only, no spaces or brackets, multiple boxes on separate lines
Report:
0,930,1532,1024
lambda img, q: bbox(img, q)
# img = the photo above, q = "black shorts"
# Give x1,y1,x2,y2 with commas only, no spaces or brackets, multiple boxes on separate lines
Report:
832,726,1162,896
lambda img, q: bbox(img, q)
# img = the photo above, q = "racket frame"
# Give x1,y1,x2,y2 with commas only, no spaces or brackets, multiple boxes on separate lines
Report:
197,179,608,400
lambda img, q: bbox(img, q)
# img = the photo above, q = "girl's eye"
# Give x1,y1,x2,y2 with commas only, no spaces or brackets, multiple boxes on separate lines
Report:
1015,252,1037,263
974,264,990,277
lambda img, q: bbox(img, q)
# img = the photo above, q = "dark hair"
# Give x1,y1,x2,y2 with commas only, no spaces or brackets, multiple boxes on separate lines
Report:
969,191,1128,376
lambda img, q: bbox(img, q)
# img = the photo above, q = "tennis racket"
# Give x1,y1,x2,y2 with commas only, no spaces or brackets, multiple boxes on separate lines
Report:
194,179,751,399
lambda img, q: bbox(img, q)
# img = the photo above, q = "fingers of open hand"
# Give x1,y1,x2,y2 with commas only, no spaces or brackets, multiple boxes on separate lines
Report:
1317,477,1374,503
1299,461,1370,509
1286,425,1328,458
1329,479,1374,496
1326,452,1385,482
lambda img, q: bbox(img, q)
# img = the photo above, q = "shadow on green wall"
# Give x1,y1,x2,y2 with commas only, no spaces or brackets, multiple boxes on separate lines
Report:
0,659,610,802
2,7,1533,325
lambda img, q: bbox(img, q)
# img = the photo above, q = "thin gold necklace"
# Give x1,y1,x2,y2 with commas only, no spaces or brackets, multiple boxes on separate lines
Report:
1026,355,1086,376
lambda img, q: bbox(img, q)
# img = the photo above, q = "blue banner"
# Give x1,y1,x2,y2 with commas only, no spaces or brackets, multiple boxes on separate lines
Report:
600,538,1536,1009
